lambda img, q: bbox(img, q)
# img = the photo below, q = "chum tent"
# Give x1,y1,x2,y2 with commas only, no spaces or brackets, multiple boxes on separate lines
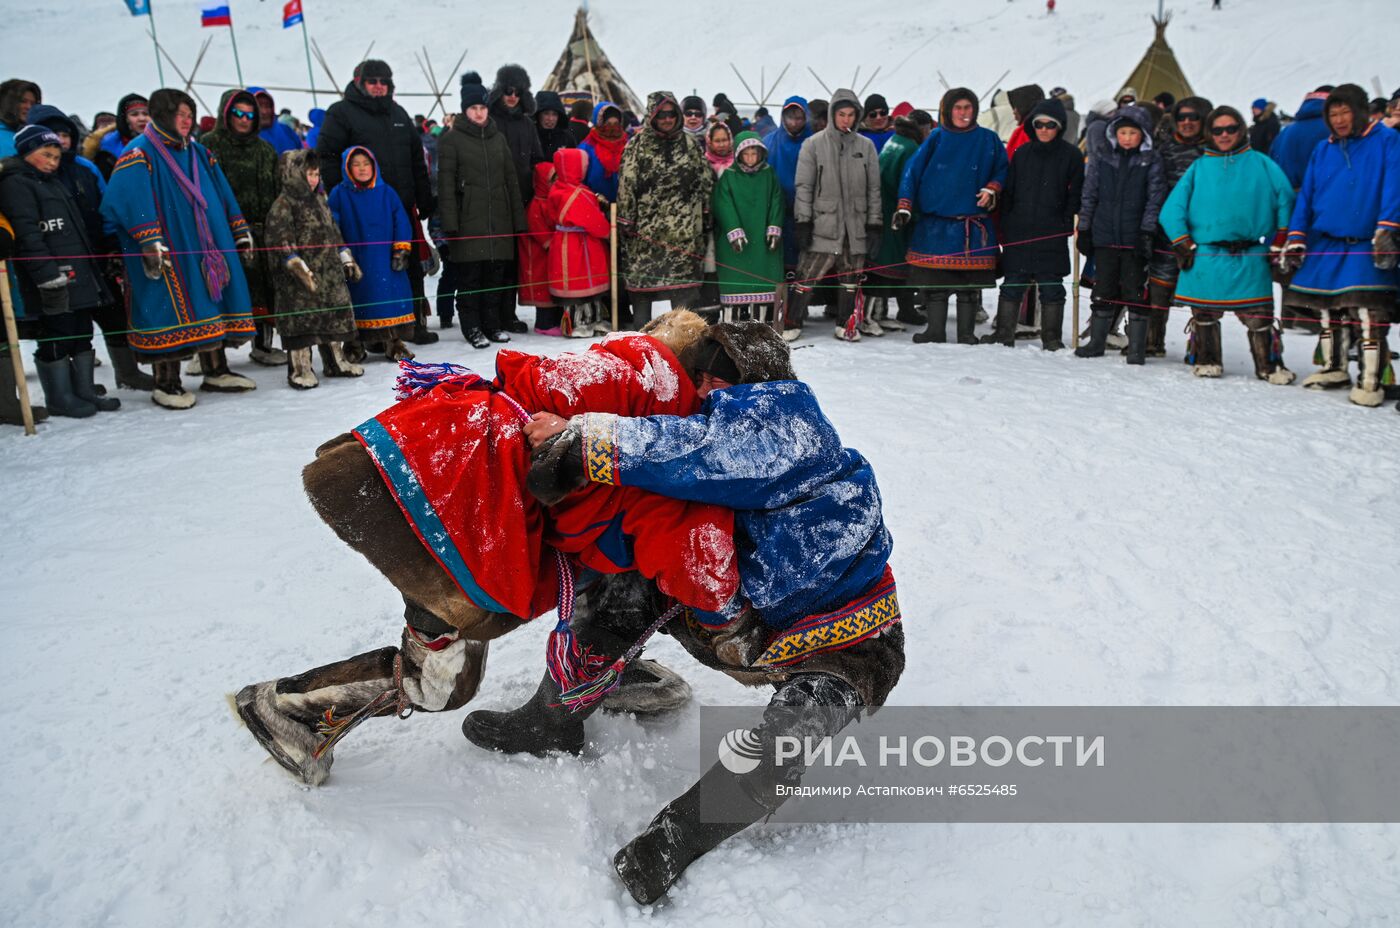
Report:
1121,14,1194,102
540,7,645,117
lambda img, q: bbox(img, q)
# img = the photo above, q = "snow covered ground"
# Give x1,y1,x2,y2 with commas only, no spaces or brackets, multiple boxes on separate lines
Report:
8,0,1397,128
2,307,1399,926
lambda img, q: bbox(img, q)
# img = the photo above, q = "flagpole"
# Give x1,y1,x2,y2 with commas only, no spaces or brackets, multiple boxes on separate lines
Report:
299,10,319,107
148,3,166,85
227,18,245,86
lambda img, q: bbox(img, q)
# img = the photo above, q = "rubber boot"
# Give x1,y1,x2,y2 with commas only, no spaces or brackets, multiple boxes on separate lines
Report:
0,356,49,424
954,293,980,345
106,339,156,391
1146,282,1172,357
1075,308,1114,357
1040,301,1065,351
70,350,121,411
912,291,950,344
34,355,97,418
980,297,1020,346
1124,312,1149,365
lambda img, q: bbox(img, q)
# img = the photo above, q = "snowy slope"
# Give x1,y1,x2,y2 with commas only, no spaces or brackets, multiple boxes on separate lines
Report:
2,316,1399,926
8,0,1397,126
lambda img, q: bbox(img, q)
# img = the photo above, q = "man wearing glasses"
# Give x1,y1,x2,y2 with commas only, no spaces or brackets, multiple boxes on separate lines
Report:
858,93,894,153
317,59,438,350
1144,95,1214,357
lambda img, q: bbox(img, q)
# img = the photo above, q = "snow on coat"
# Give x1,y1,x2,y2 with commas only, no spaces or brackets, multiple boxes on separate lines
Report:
546,148,611,300
326,146,416,333
576,379,892,631
617,91,713,293
352,333,739,618
263,149,356,345
712,132,784,303
1286,117,1400,300
896,89,1008,272
1160,143,1294,309
794,89,882,256
518,162,556,307
100,120,255,357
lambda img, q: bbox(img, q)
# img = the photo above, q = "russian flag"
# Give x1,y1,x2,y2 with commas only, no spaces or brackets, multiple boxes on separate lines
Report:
201,5,232,27
282,0,304,28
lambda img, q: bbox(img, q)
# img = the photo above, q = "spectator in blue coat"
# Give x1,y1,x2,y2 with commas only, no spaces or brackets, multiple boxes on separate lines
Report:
577,101,626,203
0,79,40,157
1278,84,1400,408
249,88,303,156
858,93,895,153
762,96,810,271
1271,87,1335,333
305,107,326,149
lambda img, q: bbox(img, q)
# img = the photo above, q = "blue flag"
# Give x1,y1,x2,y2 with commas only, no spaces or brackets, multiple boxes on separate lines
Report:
125,0,150,14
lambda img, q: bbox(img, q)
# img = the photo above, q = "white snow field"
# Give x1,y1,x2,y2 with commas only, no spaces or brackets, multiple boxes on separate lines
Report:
2,317,1399,926
7,0,1398,127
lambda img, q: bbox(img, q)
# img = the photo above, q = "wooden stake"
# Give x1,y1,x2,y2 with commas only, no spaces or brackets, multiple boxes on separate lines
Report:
0,263,36,435
609,202,620,333
806,67,833,97
729,63,760,111
1071,219,1082,351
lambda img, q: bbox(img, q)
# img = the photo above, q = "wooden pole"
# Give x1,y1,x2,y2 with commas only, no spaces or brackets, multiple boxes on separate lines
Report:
609,202,620,333
0,263,37,435
299,14,319,107
226,22,245,87
148,5,166,86
184,37,213,97
805,67,833,97
1071,219,1082,350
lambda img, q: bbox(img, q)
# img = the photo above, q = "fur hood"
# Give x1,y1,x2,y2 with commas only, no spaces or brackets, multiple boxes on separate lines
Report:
0,79,40,129
278,148,320,198
1106,104,1156,151
1325,83,1370,139
1007,83,1046,123
148,89,198,147
488,64,535,116
678,320,797,386
938,87,979,132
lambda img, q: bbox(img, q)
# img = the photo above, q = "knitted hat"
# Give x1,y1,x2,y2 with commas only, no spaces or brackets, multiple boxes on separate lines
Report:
14,124,61,156
681,95,706,115
460,71,488,110
863,93,889,114
1251,97,1268,111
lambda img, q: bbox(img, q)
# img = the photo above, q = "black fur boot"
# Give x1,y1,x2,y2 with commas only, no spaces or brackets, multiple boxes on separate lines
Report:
911,291,950,344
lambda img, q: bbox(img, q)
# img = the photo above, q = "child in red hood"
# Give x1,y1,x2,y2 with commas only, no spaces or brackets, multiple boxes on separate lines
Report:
548,147,614,339
520,162,561,334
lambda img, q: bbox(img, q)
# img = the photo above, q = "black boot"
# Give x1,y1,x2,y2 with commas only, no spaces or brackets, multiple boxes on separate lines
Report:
1075,309,1115,357
106,339,156,391
1040,301,1065,351
409,300,441,345
1146,283,1171,357
980,297,1020,346
0,356,49,425
70,350,121,411
1125,312,1149,365
249,320,287,365
912,291,950,343
955,293,980,345
894,289,927,326
35,356,97,418
781,285,811,341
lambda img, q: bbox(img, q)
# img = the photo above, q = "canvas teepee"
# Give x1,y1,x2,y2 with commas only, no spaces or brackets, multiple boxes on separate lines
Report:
541,7,644,116
1121,14,1194,102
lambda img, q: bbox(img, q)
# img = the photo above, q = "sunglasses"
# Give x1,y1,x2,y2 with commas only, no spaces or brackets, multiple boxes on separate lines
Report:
504,88,520,97
1031,120,1060,130
1210,124,1242,135
655,110,678,120
362,77,388,87
230,108,255,120
683,110,705,118
1176,112,1201,122
867,108,888,118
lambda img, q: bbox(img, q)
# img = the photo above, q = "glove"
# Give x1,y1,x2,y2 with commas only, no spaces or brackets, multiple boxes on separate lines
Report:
795,221,814,253
235,233,255,267
1136,232,1156,262
1076,227,1093,257
1373,227,1398,271
390,248,409,273
286,255,317,293
423,244,442,277
37,275,69,315
339,248,363,283
726,228,748,253
1171,236,1196,270
140,241,171,280
766,226,781,251
525,425,587,507
865,224,883,261
891,208,912,231
1278,241,1306,274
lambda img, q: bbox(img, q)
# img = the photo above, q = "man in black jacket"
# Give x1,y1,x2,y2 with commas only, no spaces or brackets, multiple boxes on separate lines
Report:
317,60,439,346
486,64,543,333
